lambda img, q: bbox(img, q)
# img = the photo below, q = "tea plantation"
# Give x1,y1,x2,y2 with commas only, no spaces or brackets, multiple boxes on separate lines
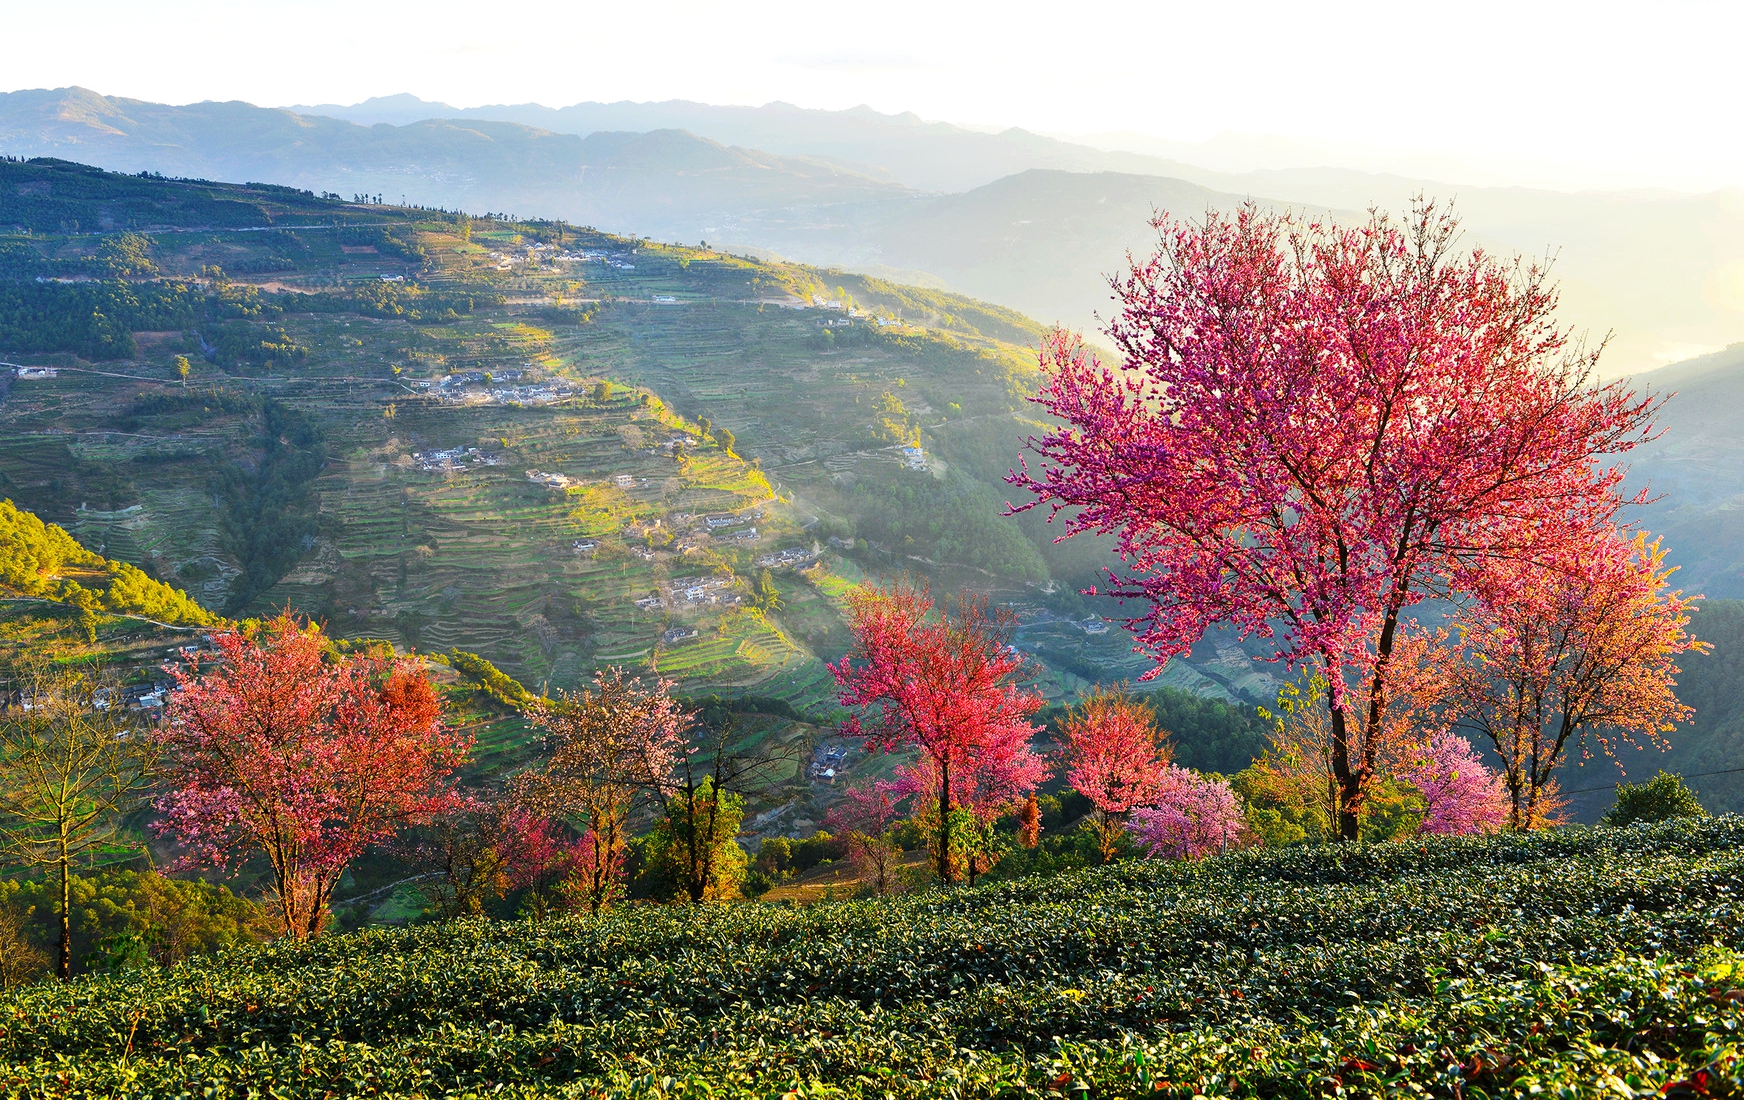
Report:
7,819,1744,1098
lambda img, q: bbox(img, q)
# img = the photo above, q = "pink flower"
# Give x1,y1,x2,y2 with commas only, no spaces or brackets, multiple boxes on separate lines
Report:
1127,766,1244,860
1401,731,1509,836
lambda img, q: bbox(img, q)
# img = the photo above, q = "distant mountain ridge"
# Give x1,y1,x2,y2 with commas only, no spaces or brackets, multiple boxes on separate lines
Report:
1628,344,1744,600
287,93,1207,194
0,87,907,237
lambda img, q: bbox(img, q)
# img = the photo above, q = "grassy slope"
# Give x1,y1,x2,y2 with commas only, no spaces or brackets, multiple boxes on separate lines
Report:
6,819,1744,1097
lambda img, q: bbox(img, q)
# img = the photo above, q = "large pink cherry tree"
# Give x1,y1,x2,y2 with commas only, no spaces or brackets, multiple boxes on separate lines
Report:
833,579,1048,883
1011,202,1658,840
156,613,470,938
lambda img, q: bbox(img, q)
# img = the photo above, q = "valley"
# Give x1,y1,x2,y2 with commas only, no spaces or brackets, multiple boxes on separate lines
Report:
7,8,1744,1092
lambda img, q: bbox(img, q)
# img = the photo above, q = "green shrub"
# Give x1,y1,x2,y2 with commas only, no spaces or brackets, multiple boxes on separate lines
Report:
2,869,268,979
1602,770,1708,827
447,649,532,709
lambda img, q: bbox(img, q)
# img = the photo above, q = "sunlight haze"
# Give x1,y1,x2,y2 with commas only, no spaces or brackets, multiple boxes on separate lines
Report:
6,0,1743,194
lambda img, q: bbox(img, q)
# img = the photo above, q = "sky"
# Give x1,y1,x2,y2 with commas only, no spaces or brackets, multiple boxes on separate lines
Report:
4,0,1743,193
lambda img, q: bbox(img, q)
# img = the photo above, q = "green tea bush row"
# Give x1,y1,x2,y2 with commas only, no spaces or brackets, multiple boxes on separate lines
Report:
5,819,1744,1097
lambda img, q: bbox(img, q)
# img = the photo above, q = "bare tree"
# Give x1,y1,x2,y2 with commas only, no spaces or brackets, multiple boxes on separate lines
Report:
653,705,803,904
410,791,514,918
0,664,157,978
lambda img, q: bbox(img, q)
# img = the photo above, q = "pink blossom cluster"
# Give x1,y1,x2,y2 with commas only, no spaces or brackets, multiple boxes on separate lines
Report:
1125,766,1245,860
1400,731,1510,836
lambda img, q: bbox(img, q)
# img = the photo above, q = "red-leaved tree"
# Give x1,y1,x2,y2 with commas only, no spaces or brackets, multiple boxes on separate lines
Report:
1060,686,1172,862
1011,202,1658,840
500,809,589,921
833,580,1048,884
155,613,469,939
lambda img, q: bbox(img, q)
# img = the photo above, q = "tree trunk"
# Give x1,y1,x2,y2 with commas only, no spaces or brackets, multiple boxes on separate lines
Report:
1328,702,1360,842
680,791,708,906
56,839,71,981
936,758,952,885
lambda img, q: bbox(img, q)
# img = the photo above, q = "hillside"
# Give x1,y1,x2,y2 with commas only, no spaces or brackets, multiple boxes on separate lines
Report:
1627,345,1744,599
7,820,1744,1097
0,158,1064,708
4,156,1742,821
0,498,214,627
0,158,1311,824
8,88,1744,375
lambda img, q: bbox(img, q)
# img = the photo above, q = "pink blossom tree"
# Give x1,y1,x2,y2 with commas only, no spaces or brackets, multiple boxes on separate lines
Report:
833,580,1048,884
1127,766,1245,860
500,809,589,920
156,613,469,939
1399,730,1510,836
1010,202,1660,840
519,667,687,912
1059,687,1172,861
826,782,907,896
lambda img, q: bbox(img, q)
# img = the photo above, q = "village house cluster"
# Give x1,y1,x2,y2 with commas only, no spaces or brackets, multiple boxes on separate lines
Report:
412,446,501,473
808,740,857,783
526,469,576,490
408,367,575,407
670,574,740,606
756,543,821,570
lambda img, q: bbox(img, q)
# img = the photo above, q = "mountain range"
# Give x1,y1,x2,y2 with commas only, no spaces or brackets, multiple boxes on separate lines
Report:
4,87,1742,374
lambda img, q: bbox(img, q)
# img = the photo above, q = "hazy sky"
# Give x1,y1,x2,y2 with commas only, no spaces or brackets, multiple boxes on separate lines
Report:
6,0,1742,193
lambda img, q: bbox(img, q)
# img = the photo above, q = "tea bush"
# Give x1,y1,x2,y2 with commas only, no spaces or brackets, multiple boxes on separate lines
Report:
6,820,1744,1097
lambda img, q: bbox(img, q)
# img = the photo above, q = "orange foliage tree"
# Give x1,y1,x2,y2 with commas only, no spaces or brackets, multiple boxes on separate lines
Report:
1059,687,1172,862
1450,532,1703,829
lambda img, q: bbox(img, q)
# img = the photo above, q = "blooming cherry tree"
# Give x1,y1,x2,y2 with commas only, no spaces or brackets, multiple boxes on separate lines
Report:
1012,202,1659,840
826,782,907,896
1450,531,1702,829
519,667,687,912
155,613,468,939
1400,731,1510,836
1060,687,1172,861
833,580,1048,883
1127,766,1245,860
